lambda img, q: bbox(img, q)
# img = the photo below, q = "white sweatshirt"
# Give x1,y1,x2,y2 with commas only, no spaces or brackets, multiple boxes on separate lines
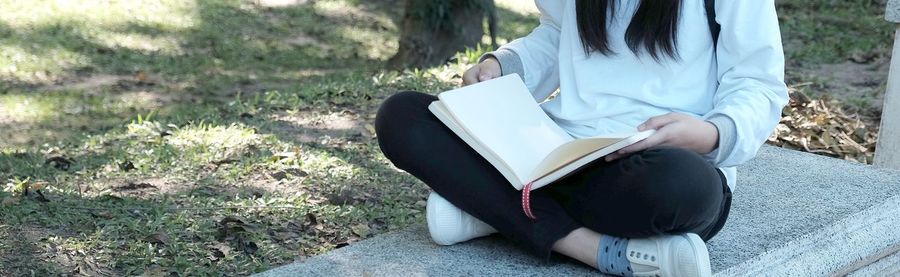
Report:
486,0,789,190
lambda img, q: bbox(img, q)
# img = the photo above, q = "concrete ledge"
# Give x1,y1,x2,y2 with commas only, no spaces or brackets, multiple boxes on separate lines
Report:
719,194,900,276
887,0,900,23
257,146,900,276
846,249,900,276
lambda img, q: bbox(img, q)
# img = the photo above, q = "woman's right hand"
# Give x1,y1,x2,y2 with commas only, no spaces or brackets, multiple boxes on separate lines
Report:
462,57,502,86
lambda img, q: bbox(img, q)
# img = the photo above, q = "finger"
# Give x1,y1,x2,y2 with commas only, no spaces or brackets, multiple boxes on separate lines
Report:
639,113,679,131
616,137,657,155
607,131,668,161
462,68,480,85
478,73,496,82
604,152,623,162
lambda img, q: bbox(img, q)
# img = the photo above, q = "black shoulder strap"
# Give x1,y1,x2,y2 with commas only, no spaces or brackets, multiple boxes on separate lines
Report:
705,0,720,48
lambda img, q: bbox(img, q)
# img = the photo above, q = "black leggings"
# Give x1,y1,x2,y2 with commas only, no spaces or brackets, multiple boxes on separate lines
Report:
375,91,732,259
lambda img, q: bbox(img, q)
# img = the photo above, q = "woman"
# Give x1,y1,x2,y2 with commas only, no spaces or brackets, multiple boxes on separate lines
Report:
375,0,787,276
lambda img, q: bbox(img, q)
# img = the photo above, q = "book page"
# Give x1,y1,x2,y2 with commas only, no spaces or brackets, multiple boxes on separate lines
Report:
437,74,573,187
527,136,626,181
528,130,655,189
428,102,523,188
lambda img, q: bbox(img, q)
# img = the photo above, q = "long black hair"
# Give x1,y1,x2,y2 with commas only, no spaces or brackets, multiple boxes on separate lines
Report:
576,0,682,61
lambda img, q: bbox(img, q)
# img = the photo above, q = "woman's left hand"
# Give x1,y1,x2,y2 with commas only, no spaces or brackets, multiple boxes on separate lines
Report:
605,113,719,161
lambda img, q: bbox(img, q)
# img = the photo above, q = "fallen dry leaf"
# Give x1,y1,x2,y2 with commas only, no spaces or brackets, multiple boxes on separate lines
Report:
45,156,74,171
305,213,318,225
364,123,377,138
350,224,371,237
91,210,115,219
30,181,48,190
114,182,157,191
768,89,878,163
119,161,136,171
208,242,232,262
1,197,20,206
217,215,256,239
140,265,168,277
143,232,170,245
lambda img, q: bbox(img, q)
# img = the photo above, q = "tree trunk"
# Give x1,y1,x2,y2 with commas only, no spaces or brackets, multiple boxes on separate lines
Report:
387,0,490,70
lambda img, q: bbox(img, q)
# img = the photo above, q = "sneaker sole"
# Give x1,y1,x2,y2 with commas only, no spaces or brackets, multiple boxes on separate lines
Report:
425,192,497,246
426,192,455,246
685,233,713,277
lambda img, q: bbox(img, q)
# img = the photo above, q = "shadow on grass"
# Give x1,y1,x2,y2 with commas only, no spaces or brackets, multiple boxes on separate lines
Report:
0,0,539,145
0,184,295,275
0,114,428,275
0,0,404,149
0,1,539,275
0,1,393,85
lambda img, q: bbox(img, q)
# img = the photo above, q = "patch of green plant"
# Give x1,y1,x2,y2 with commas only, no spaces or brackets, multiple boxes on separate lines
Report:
777,0,893,64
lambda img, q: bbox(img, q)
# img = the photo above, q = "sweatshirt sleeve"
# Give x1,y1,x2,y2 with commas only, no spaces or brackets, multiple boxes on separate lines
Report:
702,0,789,167
480,0,564,101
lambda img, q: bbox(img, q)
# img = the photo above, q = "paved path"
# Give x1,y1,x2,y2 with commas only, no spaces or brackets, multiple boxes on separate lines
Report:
257,146,900,276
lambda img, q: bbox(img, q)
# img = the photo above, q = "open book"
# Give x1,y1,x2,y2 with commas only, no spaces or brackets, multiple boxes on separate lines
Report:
428,74,653,217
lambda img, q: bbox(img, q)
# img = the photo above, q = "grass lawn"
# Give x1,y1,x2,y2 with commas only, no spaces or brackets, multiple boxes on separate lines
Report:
0,0,893,275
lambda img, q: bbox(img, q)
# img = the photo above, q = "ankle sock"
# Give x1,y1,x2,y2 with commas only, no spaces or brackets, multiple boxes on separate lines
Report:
597,235,633,277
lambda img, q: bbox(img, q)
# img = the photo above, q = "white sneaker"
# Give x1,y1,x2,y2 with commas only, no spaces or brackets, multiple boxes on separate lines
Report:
426,191,497,245
625,233,712,277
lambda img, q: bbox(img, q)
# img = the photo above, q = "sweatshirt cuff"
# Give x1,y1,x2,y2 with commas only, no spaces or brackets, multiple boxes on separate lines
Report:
704,115,737,165
479,49,524,79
